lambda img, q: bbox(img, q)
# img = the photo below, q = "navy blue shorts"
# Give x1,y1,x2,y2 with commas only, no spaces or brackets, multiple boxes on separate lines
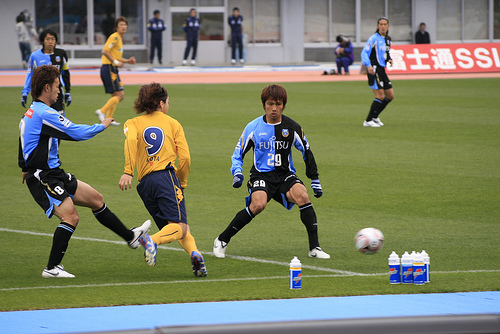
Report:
246,171,303,210
137,169,187,229
367,65,392,90
100,64,123,94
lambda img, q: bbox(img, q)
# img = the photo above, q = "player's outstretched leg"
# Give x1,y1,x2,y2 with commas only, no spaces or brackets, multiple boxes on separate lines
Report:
190,251,207,277
128,219,152,249
213,237,228,258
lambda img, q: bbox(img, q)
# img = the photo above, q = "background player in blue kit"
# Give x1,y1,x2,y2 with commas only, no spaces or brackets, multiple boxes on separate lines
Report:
213,84,330,259
228,7,244,64
19,65,150,278
147,10,167,65
182,8,200,66
21,29,71,115
361,17,394,127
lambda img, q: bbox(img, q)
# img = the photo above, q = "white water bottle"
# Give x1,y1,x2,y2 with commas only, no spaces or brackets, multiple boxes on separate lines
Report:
401,251,413,284
421,250,430,283
289,257,302,289
413,252,425,285
388,251,401,284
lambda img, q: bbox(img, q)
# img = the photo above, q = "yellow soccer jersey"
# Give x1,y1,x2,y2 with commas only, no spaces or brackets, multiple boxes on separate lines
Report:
101,32,123,65
123,111,191,187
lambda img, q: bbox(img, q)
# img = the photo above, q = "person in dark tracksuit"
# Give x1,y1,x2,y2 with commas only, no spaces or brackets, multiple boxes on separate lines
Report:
182,8,200,66
228,7,244,64
147,10,166,64
147,9,167,64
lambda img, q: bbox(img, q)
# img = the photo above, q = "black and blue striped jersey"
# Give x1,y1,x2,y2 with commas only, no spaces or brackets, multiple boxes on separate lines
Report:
231,115,319,179
19,101,105,171
361,32,392,68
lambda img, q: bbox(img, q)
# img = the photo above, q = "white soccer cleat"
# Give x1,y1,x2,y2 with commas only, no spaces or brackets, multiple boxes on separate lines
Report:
128,219,152,249
213,237,227,258
240,59,245,64
231,59,236,64
372,117,384,126
110,121,121,126
182,59,187,65
363,120,381,128
308,247,331,259
191,59,196,66
42,265,75,278
95,109,105,122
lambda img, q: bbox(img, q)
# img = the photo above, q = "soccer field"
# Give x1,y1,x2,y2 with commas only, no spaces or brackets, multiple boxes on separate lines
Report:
1,78,499,311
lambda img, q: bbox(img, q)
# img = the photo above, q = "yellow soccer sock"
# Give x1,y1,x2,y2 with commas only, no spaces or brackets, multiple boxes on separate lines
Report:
178,231,199,255
100,96,120,118
151,224,183,245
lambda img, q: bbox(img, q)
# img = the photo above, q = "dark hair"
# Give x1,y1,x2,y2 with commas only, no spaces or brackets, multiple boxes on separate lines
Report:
39,29,58,44
114,16,128,29
261,84,287,108
134,83,168,114
31,65,60,100
233,7,239,11
154,10,160,15
16,13,25,23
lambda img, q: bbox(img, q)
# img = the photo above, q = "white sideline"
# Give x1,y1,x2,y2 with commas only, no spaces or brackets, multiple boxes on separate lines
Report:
1,227,499,293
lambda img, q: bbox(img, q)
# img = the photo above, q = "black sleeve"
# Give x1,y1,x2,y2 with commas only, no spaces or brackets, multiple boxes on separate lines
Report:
18,137,27,172
62,50,71,93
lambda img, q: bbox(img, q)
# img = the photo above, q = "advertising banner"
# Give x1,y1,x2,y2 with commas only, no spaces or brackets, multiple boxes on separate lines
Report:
386,43,500,74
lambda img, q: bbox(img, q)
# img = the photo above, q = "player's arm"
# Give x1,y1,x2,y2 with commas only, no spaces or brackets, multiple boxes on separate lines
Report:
361,37,374,73
119,120,138,191
294,128,322,197
41,111,106,141
174,123,191,189
21,56,34,106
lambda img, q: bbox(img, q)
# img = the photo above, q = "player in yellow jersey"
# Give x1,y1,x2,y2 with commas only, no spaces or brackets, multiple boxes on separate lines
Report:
118,83,207,277
95,16,136,126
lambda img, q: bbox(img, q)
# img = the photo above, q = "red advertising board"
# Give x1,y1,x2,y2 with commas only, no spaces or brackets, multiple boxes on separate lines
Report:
386,43,500,73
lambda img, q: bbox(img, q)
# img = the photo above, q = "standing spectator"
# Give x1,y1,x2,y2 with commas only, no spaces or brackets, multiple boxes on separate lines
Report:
360,17,394,128
228,7,244,64
335,35,354,75
18,65,151,278
182,8,200,66
213,84,330,260
21,29,71,116
118,83,207,277
147,10,167,65
95,17,136,126
15,11,38,68
415,22,430,44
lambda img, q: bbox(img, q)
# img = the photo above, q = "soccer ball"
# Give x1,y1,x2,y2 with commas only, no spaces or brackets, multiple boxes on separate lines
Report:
354,228,384,254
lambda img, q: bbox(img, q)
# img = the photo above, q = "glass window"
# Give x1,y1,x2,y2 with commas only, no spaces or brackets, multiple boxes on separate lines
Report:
255,0,280,43
172,12,189,41
121,0,145,45
304,0,329,43
388,0,411,42
436,0,462,40
35,0,60,35
228,0,253,43
199,13,224,40
94,0,116,44
171,0,196,6
332,0,355,42
199,0,224,5
62,0,88,45
495,0,500,39
361,0,384,42
464,0,488,40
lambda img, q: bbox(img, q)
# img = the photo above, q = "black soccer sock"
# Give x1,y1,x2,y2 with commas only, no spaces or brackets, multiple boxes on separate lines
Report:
375,97,392,118
93,204,134,242
218,207,255,243
366,98,383,122
47,222,75,269
299,203,320,250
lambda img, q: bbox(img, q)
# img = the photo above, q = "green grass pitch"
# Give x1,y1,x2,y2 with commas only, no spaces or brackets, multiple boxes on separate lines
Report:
1,78,499,311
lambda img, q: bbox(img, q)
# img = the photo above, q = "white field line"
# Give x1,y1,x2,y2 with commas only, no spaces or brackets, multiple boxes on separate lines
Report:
1,228,499,293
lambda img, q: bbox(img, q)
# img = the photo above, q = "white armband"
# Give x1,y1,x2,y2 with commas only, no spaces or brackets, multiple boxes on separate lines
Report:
113,59,120,66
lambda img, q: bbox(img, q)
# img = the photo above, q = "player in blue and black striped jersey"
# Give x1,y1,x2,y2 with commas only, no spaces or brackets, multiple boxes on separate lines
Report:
361,17,394,127
18,65,150,278
21,29,71,115
213,84,330,259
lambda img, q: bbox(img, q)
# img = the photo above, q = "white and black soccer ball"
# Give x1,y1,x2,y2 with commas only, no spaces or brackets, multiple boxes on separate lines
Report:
354,228,384,254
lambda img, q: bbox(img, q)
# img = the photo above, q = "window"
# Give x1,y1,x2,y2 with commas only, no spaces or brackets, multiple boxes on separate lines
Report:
228,0,253,42
255,0,280,43
496,0,500,39
464,0,488,40
304,0,329,43
63,0,88,45
437,0,462,40
332,0,355,42
388,0,411,42
360,0,385,42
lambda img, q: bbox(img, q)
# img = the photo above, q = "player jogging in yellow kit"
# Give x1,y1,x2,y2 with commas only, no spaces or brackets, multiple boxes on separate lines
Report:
118,82,207,277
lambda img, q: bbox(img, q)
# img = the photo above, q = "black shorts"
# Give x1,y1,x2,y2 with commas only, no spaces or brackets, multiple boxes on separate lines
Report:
100,64,123,94
367,65,392,90
25,168,78,218
246,171,304,210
